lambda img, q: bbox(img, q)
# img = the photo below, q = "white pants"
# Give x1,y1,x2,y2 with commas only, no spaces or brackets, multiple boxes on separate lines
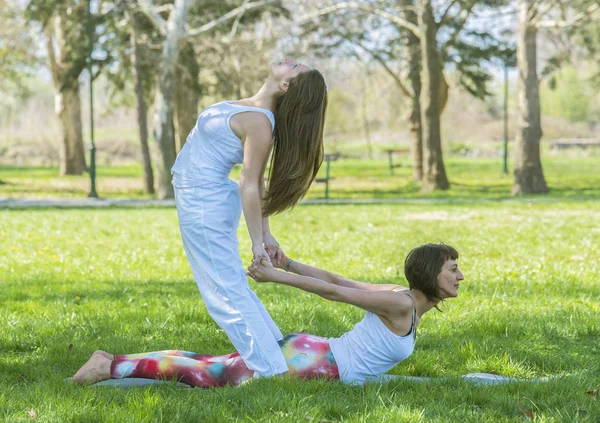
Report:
174,180,288,377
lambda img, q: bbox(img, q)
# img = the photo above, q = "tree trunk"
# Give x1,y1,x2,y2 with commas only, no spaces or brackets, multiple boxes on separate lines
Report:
56,80,87,175
401,0,423,182
153,0,192,199
130,11,154,194
47,10,87,176
174,41,200,154
439,73,449,113
418,0,449,192
513,0,548,195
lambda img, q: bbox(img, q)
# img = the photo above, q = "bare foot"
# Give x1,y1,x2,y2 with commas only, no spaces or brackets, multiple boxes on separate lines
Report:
71,353,112,385
92,350,114,360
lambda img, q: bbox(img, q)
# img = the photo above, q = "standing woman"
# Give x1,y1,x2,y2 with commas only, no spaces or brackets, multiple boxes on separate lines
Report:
170,58,328,378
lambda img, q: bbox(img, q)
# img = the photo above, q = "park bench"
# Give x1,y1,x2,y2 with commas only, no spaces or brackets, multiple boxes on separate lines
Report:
315,152,340,199
549,138,600,149
383,148,410,175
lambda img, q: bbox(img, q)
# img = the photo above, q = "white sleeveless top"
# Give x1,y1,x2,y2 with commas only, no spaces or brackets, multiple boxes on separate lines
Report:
328,294,417,385
171,101,275,187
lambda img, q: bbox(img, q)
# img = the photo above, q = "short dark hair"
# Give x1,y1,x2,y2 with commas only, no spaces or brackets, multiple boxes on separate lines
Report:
404,243,459,302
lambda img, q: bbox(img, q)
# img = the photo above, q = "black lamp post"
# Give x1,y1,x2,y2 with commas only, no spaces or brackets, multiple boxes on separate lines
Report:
503,60,509,175
500,30,516,176
87,0,98,198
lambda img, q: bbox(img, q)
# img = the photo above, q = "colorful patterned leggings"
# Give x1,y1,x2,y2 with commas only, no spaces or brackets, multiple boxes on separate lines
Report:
110,333,339,388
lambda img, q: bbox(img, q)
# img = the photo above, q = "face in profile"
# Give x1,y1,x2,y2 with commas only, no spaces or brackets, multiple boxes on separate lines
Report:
436,259,465,299
270,58,312,86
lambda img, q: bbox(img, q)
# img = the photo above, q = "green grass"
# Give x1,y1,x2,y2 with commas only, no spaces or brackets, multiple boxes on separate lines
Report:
1,155,599,200
1,201,599,422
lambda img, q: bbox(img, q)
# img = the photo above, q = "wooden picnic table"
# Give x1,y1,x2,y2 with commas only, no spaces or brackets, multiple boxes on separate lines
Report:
549,139,600,149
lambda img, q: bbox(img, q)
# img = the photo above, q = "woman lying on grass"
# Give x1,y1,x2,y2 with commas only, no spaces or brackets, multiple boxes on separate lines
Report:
71,243,464,386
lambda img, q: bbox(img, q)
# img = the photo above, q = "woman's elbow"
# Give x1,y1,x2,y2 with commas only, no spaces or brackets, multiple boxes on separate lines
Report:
239,179,259,192
330,274,343,285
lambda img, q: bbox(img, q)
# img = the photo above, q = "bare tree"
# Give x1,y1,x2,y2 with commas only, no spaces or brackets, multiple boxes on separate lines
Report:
299,0,511,191
46,6,87,175
41,2,88,175
513,0,599,195
174,41,201,153
0,0,38,102
399,0,423,182
128,7,154,194
513,0,547,194
418,0,449,191
141,0,192,199
0,0,39,184
138,0,279,199
27,0,122,176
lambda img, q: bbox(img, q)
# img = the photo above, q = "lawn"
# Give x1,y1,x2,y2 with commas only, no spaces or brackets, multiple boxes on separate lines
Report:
1,200,599,422
1,155,599,200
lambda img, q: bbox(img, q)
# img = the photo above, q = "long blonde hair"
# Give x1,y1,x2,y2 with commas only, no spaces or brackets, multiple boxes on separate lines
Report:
262,69,328,216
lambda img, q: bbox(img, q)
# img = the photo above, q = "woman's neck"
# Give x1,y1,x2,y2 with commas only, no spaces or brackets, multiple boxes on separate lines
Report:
242,81,281,112
410,290,441,317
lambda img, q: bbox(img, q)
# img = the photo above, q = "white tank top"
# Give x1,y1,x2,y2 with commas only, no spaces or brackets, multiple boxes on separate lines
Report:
171,101,275,187
328,293,417,385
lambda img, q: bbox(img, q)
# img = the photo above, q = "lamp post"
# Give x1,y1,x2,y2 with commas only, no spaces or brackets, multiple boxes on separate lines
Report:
87,0,98,198
503,60,509,175
500,29,515,176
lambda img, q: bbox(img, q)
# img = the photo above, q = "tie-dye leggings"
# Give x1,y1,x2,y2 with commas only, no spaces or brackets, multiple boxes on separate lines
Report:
110,333,339,388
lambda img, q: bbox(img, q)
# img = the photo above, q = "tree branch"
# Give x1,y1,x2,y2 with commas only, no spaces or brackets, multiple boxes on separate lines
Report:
137,35,164,50
441,1,476,56
530,1,558,25
228,0,250,39
526,0,543,22
186,0,277,39
45,31,60,87
558,1,568,22
438,0,460,26
535,3,599,28
296,2,421,39
343,34,412,98
370,52,412,98
156,4,174,14
137,0,167,36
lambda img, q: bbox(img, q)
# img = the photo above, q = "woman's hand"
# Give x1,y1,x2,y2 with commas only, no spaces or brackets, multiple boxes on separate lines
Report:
247,258,279,283
271,248,289,269
251,244,272,269
263,233,283,264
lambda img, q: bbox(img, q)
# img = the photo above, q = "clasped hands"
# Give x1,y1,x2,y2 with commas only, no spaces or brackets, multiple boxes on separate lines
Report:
248,236,288,282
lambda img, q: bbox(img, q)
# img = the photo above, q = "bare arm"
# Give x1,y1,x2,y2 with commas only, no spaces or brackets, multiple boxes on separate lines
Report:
258,149,284,263
238,114,273,257
285,258,403,292
250,262,407,318
260,176,272,238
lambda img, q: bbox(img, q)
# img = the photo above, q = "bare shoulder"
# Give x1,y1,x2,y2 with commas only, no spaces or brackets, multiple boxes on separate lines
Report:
374,290,417,336
390,289,415,316
230,111,272,142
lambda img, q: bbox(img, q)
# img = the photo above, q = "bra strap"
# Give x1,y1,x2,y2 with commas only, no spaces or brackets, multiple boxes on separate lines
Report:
405,292,417,329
